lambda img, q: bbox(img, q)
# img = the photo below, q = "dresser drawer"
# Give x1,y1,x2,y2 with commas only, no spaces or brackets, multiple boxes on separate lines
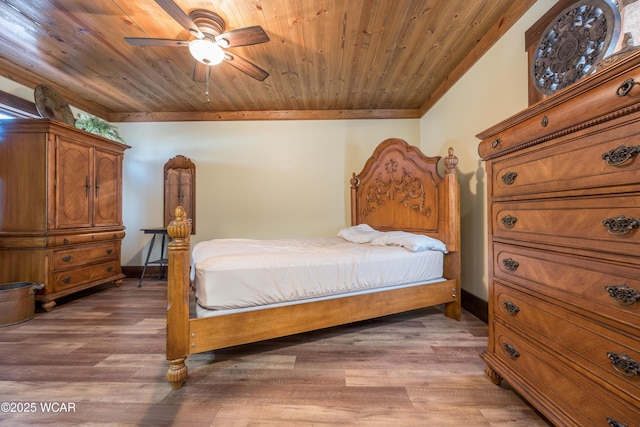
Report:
478,61,640,159
491,114,640,199
493,195,640,257
52,242,119,270
494,283,640,401
52,261,120,292
493,243,639,331
493,323,639,426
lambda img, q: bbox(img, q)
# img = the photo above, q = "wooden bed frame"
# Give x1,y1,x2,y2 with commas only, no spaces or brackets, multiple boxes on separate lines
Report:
165,138,460,389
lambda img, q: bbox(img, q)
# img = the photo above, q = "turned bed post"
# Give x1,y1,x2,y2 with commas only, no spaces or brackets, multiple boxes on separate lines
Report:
165,206,192,390
443,147,461,320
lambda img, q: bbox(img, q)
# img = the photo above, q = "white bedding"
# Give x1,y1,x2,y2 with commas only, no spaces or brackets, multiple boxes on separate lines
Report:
192,236,444,312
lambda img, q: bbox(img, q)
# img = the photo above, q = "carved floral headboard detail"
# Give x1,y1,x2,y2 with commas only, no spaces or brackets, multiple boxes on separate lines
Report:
361,157,435,218
350,138,455,241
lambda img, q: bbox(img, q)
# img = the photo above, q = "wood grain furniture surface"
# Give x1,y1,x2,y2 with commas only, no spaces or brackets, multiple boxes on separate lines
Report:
0,119,129,311
164,155,195,234
164,137,461,389
477,50,640,426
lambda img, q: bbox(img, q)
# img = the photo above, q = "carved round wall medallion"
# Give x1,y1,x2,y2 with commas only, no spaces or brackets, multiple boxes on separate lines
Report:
531,0,621,95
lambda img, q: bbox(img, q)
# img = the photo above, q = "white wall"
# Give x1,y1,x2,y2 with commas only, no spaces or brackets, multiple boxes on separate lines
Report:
419,0,556,300
117,119,419,265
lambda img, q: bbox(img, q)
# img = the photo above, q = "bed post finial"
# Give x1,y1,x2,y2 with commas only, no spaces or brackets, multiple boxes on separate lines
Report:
168,206,191,241
350,173,360,189
166,206,192,390
444,147,458,174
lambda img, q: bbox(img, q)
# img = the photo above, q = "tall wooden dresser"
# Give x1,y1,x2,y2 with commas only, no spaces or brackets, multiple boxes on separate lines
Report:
0,119,129,311
477,52,640,425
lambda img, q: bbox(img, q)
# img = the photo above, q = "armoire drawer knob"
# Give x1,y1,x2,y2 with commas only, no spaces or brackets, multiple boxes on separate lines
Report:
501,171,518,185
501,215,518,229
502,301,520,316
106,249,113,255
61,276,71,284
62,255,72,262
502,343,520,360
605,284,640,306
606,352,640,377
602,215,640,235
602,144,640,166
502,258,519,272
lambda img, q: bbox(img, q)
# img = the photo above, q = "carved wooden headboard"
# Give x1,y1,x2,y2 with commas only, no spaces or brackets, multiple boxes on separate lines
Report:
350,138,459,251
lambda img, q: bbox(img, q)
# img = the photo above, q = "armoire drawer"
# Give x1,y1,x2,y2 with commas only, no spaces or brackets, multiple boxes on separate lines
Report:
490,114,640,199
493,243,639,332
492,195,640,257
493,323,639,426
52,242,119,270
52,261,120,292
51,230,125,246
478,60,640,159
494,283,640,401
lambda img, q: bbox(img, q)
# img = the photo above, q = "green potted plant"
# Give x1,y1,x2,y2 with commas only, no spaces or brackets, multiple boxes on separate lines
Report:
75,113,126,143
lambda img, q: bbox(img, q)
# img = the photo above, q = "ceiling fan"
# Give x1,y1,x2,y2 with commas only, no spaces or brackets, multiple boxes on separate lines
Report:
125,0,270,95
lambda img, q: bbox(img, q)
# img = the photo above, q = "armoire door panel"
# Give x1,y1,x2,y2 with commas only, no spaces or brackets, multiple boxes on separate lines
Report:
94,149,119,226
56,138,92,228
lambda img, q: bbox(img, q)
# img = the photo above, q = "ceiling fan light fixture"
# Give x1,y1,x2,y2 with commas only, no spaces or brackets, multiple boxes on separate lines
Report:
188,39,224,65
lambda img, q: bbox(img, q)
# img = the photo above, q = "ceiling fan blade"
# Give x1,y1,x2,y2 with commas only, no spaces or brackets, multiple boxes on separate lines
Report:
192,61,209,82
224,52,269,81
216,26,270,48
125,37,188,47
155,0,204,39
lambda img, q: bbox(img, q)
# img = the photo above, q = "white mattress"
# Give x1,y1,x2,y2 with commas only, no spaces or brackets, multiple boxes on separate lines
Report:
192,236,444,312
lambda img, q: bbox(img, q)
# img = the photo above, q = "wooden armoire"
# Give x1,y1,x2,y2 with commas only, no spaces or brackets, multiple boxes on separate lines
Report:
477,51,640,424
0,119,129,311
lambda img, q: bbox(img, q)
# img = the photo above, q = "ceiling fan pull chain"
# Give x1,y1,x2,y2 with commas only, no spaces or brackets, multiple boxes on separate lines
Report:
205,68,210,103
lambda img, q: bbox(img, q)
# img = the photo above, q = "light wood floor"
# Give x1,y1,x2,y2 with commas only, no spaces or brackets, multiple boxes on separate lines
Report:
0,279,551,426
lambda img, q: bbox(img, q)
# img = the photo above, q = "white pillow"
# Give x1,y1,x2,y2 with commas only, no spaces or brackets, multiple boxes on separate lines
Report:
371,231,448,253
337,224,384,243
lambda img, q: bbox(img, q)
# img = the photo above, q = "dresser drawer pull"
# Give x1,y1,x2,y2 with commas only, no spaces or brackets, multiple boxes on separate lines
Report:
606,352,640,377
502,343,520,360
106,249,113,255
602,214,640,235
607,417,628,427
500,215,517,229
616,77,637,97
602,144,640,166
502,258,519,271
106,266,113,273
500,171,517,185
540,115,548,127
502,301,520,316
62,255,72,262
491,138,500,149
61,276,71,284
605,284,640,306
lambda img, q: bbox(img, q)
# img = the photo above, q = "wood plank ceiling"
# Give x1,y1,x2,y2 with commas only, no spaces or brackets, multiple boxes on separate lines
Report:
0,0,537,122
